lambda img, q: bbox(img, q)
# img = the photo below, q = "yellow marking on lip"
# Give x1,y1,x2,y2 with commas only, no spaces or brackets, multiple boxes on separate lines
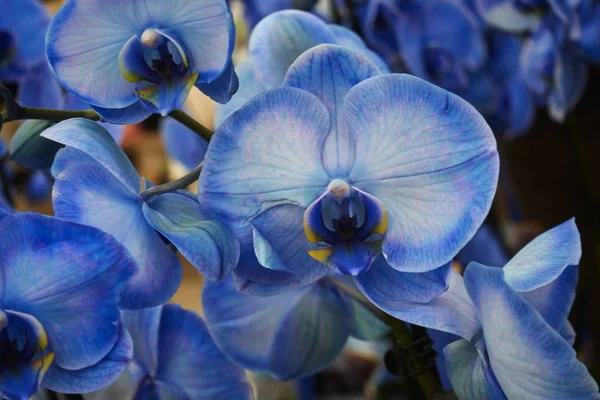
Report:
371,205,388,235
303,211,323,244
308,248,333,264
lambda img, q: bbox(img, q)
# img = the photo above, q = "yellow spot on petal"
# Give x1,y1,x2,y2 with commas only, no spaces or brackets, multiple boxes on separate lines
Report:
371,205,388,235
308,248,333,264
303,212,322,244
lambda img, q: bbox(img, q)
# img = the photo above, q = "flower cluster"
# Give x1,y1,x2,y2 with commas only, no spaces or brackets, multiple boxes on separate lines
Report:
0,0,598,399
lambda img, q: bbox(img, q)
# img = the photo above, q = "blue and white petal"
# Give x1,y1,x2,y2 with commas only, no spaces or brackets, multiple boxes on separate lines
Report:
284,44,381,177
464,263,600,399
42,119,140,193
503,219,581,292
444,339,494,400
143,192,240,282
198,87,331,229
345,74,499,272
52,161,182,309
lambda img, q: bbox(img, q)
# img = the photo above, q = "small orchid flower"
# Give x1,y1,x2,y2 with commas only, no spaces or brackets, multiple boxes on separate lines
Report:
203,276,389,380
199,44,498,300
42,118,240,309
46,0,238,124
90,304,253,400
215,10,389,126
378,219,600,399
0,212,137,399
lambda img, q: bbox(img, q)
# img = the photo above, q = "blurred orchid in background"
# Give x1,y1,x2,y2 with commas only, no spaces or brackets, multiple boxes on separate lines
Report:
0,212,137,399
42,118,239,309
46,0,238,123
0,0,62,109
89,304,253,400
203,276,389,379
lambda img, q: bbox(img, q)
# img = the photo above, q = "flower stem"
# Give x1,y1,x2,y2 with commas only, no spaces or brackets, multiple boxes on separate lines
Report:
168,109,213,142
140,161,203,201
327,278,444,399
1,107,101,123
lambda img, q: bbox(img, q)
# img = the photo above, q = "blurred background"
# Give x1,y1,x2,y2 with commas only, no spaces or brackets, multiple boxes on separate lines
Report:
1,0,599,398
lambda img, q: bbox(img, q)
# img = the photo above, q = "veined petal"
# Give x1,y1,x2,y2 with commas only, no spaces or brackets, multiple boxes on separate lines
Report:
520,265,578,337
503,219,581,292
444,339,494,400
42,323,132,394
214,60,268,127
252,204,330,281
284,45,381,177
143,192,240,282
249,10,336,88
0,213,136,370
464,264,600,399
46,0,137,108
359,270,481,340
42,119,140,193
345,74,499,272
203,278,349,379
52,162,182,309
154,305,252,399
195,62,239,104
198,87,331,230
355,258,451,305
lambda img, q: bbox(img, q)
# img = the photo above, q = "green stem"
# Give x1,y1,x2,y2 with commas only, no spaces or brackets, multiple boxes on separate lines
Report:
168,109,213,142
327,279,443,399
141,162,203,201
1,107,101,123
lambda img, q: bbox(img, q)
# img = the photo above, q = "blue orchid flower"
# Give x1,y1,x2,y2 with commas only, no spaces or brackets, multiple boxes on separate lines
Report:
476,0,579,33
90,304,253,399
203,276,389,379
215,10,389,126
42,118,240,309
0,212,137,399
572,0,600,63
199,43,498,304
46,0,238,124
376,219,600,399
160,116,208,171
